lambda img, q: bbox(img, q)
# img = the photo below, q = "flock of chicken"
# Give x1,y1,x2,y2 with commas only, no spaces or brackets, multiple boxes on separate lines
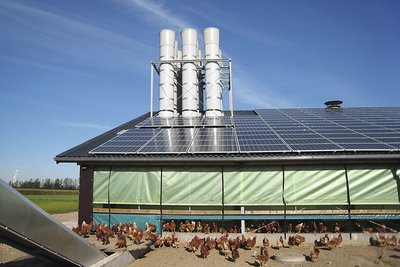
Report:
72,220,398,266
72,221,166,248
163,220,340,234
182,233,344,265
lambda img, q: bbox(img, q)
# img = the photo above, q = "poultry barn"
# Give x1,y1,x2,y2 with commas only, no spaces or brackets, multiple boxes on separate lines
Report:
55,28,400,235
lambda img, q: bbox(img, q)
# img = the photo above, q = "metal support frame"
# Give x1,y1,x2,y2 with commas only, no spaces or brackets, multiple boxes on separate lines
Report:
107,166,112,226
282,165,287,239
344,164,353,239
229,59,233,117
150,63,154,117
150,58,233,117
221,166,225,233
160,166,163,236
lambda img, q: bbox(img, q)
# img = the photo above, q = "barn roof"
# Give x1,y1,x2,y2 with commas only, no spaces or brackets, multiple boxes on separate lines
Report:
54,107,400,165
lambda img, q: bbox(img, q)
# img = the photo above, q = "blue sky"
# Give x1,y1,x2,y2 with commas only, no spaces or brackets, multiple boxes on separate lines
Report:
1,0,399,182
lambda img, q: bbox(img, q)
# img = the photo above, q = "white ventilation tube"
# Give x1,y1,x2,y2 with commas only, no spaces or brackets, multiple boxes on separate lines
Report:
173,39,179,116
159,29,176,118
181,28,200,117
203,27,223,117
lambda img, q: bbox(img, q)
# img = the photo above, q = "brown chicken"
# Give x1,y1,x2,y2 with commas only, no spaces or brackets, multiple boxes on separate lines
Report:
204,223,210,234
115,233,127,248
206,236,216,250
288,235,305,246
196,221,203,232
255,247,269,266
310,245,320,262
200,244,210,258
186,236,204,252
187,221,196,232
222,242,231,257
146,222,156,232
262,237,270,248
170,220,176,231
386,235,398,247
276,236,284,248
154,238,164,248
245,236,257,249
334,223,341,233
295,223,303,233
232,247,240,262
318,222,328,233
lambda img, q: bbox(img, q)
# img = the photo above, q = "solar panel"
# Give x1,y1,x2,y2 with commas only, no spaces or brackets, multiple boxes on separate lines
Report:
90,128,160,154
201,115,233,126
90,107,400,155
136,116,177,127
189,127,238,152
234,114,291,152
139,128,197,153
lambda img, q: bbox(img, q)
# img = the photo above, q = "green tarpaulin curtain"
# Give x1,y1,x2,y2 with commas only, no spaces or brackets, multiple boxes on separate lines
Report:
348,166,399,204
94,167,161,205
93,165,399,207
223,166,283,205
93,168,109,204
162,167,222,206
284,165,348,205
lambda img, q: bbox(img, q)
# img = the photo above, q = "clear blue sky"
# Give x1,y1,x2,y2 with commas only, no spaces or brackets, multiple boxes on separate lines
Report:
1,0,399,182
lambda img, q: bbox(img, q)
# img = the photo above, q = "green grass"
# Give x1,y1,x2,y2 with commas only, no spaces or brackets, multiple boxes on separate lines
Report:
22,192,79,214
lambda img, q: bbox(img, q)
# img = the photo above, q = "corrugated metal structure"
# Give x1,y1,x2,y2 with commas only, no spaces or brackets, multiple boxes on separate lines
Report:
55,108,400,232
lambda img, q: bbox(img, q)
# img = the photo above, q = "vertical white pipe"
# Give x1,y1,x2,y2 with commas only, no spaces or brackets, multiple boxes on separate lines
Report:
150,63,154,117
203,27,223,117
159,29,176,118
181,28,199,117
173,40,179,116
229,59,233,117
198,49,203,114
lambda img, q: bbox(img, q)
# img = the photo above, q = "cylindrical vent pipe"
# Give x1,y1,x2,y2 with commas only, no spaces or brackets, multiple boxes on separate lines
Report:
173,39,179,116
159,29,176,117
181,28,200,117
203,27,223,117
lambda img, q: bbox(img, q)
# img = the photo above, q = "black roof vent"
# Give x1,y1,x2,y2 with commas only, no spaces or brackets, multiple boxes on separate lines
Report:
324,100,343,109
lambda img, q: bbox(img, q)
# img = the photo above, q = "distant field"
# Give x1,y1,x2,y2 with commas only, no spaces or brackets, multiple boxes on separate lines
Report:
17,189,79,214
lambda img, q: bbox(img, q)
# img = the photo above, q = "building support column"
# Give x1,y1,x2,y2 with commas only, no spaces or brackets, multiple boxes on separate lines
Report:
160,166,163,236
240,207,245,234
221,166,225,233
282,165,287,239
344,164,353,240
78,165,94,226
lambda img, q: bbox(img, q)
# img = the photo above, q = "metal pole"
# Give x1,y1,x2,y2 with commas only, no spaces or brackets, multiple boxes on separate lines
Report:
221,166,225,234
282,165,287,239
107,166,112,226
160,166,163,236
344,164,353,239
229,59,233,117
150,63,154,117
241,207,245,234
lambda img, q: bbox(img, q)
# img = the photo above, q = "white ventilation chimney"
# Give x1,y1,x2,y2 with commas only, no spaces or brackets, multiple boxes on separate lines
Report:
203,27,223,117
159,29,176,118
173,39,179,116
181,28,200,117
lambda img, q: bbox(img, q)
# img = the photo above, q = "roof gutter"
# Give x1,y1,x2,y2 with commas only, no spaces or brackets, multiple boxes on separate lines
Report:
54,154,400,165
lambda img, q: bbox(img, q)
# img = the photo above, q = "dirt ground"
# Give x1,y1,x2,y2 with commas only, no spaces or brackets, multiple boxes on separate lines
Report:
128,242,400,267
1,212,400,267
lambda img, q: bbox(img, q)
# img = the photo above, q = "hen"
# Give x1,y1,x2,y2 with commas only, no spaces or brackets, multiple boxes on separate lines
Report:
310,245,320,262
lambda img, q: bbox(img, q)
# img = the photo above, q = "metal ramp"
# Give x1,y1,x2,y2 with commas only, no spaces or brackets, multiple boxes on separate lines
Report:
0,179,107,266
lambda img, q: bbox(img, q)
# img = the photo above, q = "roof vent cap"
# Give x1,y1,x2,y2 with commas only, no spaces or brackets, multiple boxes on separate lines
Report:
324,100,343,109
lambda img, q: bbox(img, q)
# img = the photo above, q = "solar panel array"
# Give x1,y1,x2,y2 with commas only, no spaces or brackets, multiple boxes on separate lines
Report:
90,107,400,154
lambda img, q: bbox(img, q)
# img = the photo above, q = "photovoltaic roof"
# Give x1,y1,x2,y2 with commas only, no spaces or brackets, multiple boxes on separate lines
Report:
87,107,400,155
